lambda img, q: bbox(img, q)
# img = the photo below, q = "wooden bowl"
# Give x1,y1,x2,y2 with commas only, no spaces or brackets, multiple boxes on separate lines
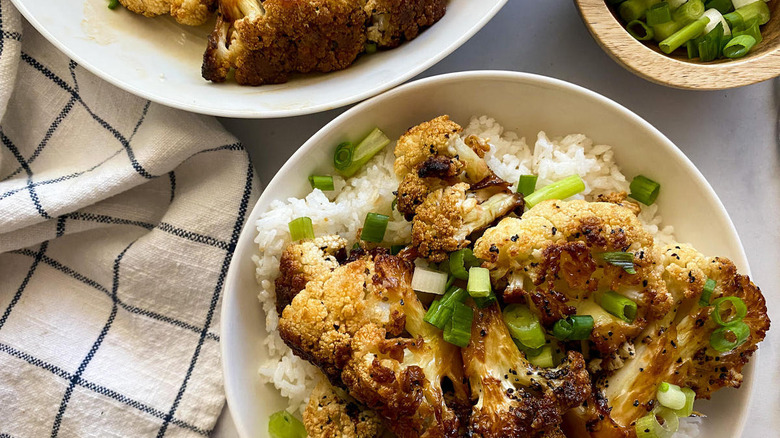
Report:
574,0,780,89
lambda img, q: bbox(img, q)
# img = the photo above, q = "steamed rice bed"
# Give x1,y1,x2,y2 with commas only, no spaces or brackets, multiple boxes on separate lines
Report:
252,116,694,435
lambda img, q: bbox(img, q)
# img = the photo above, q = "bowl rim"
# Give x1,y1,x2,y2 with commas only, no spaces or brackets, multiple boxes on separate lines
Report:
574,0,780,90
221,70,755,438
11,0,508,118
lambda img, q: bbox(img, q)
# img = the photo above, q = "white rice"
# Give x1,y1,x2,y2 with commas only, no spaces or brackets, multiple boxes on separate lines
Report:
252,116,688,434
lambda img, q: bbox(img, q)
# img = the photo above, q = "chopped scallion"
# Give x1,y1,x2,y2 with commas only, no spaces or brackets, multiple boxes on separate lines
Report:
503,304,546,349
333,128,391,177
517,174,538,197
629,175,661,205
710,320,750,351
628,20,655,40
710,296,747,326
697,22,725,61
705,0,734,15
390,244,406,255
360,212,389,242
527,344,554,368
473,291,498,309
467,267,492,298
449,248,483,280
699,278,716,306
660,16,710,54
674,387,696,417
107,0,120,9
724,1,771,29
646,2,672,25
620,0,661,22
599,291,638,323
288,217,314,241
657,382,687,410
424,287,468,330
723,34,756,58
553,315,595,341
524,175,586,208
364,42,378,54
308,175,334,191
732,19,762,44
411,267,448,296
601,251,637,274
653,20,683,41
673,0,706,25
268,410,306,438
443,302,473,347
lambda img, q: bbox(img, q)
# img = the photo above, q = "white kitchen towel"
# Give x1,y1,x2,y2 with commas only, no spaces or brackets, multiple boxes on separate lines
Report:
0,1,260,436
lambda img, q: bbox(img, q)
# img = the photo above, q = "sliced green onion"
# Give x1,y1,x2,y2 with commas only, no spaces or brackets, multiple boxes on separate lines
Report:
107,0,120,9
503,304,546,349
673,0,706,25
653,20,683,41
333,142,353,170
268,410,306,438
308,175,334,191
710,321,750,352
711,296,747,326
699,278,716,306
601,251,637,274
467,267,492,298
553,315,595,341
424,286,469,330
696,22,725,61
517,175,538,197
657,382,687,410
448,248,482,280
364,42,378,54
674,387,696,417
288,217,314,241
629,175,661,205
443,302,473,348
600,291,638,323
360,212,389,242
620,0,662,21
411,267,448,295
686,39,700,58
524,175,586,208
635,407,680,438
334,128,391,177
647,2,673,25
473,291,497,309
723,34,757,58
449,248,475,280
702,8,731,35
705,0,734,14
527,344,554,368
627,20,655,40
724,1,770,29
661,16,709,53
667,0,688,9
732,19,763,44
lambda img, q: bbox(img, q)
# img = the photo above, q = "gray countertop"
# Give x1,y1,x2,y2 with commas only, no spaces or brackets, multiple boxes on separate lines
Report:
215,1,780,436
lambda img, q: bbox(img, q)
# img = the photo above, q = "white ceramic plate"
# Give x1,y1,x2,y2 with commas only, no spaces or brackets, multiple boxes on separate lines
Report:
221,71,756,437
12,0,507,118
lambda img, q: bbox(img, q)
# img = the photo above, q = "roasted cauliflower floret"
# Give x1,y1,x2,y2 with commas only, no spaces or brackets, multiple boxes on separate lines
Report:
474,198,670,356
119,0,216,25
274,235,347,315
462,303,591,437
565,244,770,437
304,380,384,438
203,0,367,85
279,245,470,436
413,183,522,262
365,0,447,48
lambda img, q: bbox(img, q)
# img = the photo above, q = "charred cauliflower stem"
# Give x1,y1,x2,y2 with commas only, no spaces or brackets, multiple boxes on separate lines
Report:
269,115,769,437
202,0,447,85
278,247,469,437
393,116,523,262
119,0,217,25
463,303,591,437
565,244,770,437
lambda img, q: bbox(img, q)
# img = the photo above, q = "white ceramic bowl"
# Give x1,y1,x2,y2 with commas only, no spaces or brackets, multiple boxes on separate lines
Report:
221,71,756,437
12,0,506,118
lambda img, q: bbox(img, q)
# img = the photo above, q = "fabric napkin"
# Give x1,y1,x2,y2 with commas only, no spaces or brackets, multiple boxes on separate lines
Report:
0,1,260,436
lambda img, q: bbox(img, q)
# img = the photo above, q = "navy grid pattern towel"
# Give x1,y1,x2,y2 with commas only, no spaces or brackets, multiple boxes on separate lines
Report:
0,1,260,436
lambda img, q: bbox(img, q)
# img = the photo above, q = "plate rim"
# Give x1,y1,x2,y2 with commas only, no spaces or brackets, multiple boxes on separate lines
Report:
11,0,508,118
221,70,755,437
